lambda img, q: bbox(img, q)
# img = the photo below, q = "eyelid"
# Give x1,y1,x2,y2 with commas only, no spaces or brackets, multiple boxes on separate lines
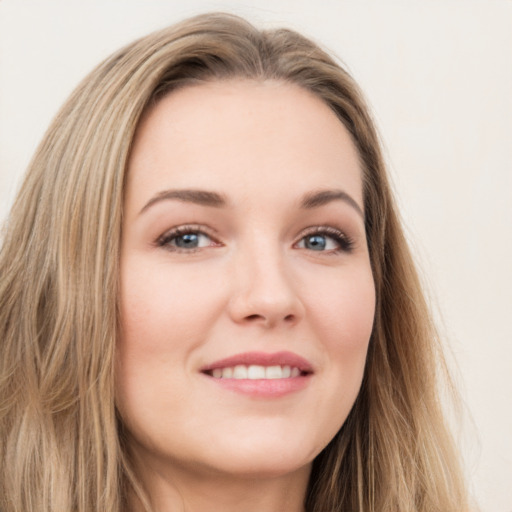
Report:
154,223,354,254
294,225,354,253
155,224,221,250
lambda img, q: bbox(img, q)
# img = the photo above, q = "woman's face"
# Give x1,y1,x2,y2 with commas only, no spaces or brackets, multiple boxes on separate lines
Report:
117,80,375,482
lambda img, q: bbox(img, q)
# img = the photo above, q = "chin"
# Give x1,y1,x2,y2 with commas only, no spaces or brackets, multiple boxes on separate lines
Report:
201,453,313,481
190,431,321,479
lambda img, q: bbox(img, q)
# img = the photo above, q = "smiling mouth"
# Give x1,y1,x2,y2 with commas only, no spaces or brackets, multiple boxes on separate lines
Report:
200,352,313,397
204,364,309,380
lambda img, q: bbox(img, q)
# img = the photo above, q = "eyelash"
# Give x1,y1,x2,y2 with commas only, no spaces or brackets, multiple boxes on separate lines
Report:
297,226,354,254
156,224,218,252
155,225,354,254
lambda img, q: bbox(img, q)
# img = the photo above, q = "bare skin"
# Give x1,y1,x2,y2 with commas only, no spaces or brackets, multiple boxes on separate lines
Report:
118,79,375,512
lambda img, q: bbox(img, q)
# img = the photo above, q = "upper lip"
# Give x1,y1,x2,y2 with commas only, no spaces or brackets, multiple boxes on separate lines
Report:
200,351,314,373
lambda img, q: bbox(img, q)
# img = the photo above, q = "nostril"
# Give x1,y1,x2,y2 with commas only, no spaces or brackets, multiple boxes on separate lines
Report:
244,313,296,324
246,314,263,321
243,313,297,325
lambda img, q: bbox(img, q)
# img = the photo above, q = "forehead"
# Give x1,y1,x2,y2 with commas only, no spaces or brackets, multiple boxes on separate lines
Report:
126,79,363,212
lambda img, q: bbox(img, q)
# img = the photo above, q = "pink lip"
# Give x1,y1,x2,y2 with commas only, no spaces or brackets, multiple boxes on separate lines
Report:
200,351,314,398
200,351,314,373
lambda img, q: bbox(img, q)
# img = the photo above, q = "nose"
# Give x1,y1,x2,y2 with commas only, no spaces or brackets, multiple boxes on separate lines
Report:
227,242,305,328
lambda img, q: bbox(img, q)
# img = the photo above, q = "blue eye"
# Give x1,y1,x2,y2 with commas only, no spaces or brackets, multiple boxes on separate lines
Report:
157,227,215,251
296,228,353,253
303,234,328,251
172,232,206,248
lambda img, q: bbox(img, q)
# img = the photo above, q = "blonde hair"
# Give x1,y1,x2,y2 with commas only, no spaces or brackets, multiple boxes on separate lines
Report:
0,12,468,512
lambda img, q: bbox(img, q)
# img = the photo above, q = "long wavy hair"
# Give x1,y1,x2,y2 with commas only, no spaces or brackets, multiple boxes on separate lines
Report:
0,12,468,512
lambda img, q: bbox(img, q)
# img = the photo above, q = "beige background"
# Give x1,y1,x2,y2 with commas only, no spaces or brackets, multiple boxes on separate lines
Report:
1,1,511,510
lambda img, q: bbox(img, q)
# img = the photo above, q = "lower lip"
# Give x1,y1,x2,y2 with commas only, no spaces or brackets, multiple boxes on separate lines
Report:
205,375,312,398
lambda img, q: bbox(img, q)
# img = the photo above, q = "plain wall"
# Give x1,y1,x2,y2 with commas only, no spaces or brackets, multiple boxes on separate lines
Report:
1,1,511,510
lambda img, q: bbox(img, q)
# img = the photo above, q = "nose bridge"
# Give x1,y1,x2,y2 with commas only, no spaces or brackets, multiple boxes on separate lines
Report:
228,230,303,326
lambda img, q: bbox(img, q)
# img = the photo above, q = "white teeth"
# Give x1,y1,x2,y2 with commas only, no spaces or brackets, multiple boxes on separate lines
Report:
266,365,283,379
233,365,248,379
209,364,303,380
221,367,233,379
248,365,266,379
291,367,301,378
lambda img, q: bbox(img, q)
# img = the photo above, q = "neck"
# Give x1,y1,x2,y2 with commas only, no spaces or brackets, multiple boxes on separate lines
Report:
127,455,311,512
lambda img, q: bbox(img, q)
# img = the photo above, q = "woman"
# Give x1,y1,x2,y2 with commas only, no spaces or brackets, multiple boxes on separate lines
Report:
0,12,469,512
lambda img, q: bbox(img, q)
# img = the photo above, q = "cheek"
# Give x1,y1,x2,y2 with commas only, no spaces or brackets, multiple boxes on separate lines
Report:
312,265,375,349
115,258,196,417
308,265,375,407
115,256,230,417
118,256,225,351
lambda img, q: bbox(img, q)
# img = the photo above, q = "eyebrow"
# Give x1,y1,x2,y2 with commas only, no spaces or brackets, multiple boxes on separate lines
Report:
139,187,364,218
139,189,227,214
300,189,364,218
